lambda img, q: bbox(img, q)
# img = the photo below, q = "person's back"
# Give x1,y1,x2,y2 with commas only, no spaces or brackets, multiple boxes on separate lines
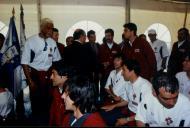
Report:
62,112,106,127
0,88,14,125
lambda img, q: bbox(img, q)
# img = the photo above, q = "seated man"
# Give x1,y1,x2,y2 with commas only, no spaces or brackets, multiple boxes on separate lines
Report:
176,52,190,100
0,82,14,125
135,73,190,127
61,75,106,127
49,61,75,126
104,53,127,103
101,59,152,126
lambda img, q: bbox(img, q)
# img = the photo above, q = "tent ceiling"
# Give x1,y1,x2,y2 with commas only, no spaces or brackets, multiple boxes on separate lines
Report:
1,0,190,5
159,0,190,4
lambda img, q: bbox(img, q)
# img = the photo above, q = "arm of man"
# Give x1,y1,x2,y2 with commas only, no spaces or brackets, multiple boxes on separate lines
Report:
22,64,36,92
142,40,157,78
101,100,128,112
136,120,146,127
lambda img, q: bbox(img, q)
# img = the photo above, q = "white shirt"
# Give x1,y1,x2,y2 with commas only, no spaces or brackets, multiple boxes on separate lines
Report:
124,77,152,113
176,72,190,100
107,43,113,49
135,93,190,126
0,89,14,117
21,34,61,71
178,40,185,48
151,39,169,71
105,69,128,99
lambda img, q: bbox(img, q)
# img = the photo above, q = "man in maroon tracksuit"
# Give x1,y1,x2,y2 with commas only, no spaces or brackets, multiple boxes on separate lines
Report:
99,28,121,102
121,23,156,81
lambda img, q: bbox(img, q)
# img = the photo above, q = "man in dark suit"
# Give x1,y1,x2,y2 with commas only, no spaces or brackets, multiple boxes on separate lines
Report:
168,28,190,77
63,29,95,81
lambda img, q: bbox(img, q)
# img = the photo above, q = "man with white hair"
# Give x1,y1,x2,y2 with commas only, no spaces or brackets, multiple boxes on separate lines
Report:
148,29,169,73
21,18,61,125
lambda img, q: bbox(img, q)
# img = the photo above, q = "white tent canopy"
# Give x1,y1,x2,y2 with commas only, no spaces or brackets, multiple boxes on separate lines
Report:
0,0,189,47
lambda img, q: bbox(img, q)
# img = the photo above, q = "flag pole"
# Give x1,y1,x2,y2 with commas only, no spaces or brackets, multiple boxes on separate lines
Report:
12,7,15,17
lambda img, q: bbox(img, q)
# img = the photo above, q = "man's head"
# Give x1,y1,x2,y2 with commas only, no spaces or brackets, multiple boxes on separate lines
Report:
73,29,86,44
66,36,73,46
50,61,74,87
52,28,59,42
177,27,189,42
87,30,96,43
61,75,96,114
148,29,157,43
0,33,5,50
105,28,114,44
122,59,141,81
40,18,54,39
123,23,137,40
152,73,179,109
183,52,190,72
139,34,147,41
113,53,125,70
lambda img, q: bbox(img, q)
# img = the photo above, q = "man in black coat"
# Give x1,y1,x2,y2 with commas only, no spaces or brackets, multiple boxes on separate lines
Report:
168,28,190,76
63,29,96,81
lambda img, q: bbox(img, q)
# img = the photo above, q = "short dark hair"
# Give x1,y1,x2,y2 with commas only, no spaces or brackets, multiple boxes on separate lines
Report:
87,30,95,38
66,36,73,42
114,52,125,61
52,28,59,33
178,27,189,40
105,28,114,36
52,61,75,78
123,23,137,36
139,34,146,39
64,75,96,114
0,33,5,40
152,72,179,95
184,51,190,60
123,59,141,76
73,29,86,40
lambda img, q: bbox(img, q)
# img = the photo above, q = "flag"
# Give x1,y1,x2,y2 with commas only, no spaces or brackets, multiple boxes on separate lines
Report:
0,15,22,99
20,4,26,54
20,4,32,117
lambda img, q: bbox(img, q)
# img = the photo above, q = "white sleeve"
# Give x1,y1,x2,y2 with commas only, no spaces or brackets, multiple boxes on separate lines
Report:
52,46,61,62
181,99,190,126
141,82,152,102
135,98,147,123
175,73,184,93
21,40,31,65
105,72,112,89
123,83,130,101
162,42,169,58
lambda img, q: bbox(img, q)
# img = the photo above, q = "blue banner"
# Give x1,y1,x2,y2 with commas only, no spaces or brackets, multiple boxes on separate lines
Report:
0,16,22,98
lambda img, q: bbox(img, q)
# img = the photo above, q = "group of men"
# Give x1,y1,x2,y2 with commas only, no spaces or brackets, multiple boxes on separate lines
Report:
1,17,190,126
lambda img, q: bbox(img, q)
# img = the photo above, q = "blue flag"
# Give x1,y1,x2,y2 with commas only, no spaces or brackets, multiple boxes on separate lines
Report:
0,16,22,98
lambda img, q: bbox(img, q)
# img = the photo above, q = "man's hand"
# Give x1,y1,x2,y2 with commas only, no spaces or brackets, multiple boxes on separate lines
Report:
28,79,37,93
113,96,121,102
115,118,128,126
101,104,115,112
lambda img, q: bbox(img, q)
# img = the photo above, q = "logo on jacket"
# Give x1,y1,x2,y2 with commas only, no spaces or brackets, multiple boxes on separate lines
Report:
165,117,173,125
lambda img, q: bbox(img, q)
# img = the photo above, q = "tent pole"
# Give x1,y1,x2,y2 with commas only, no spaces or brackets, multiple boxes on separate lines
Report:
37,0,42,32
125,0,130,23
183,4,188,27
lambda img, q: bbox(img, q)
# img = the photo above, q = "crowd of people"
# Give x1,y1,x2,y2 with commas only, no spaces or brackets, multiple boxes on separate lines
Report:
0,17,190,127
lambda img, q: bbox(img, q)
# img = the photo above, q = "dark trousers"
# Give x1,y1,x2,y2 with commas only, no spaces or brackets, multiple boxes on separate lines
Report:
100,107,136,126
30,68,52,125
